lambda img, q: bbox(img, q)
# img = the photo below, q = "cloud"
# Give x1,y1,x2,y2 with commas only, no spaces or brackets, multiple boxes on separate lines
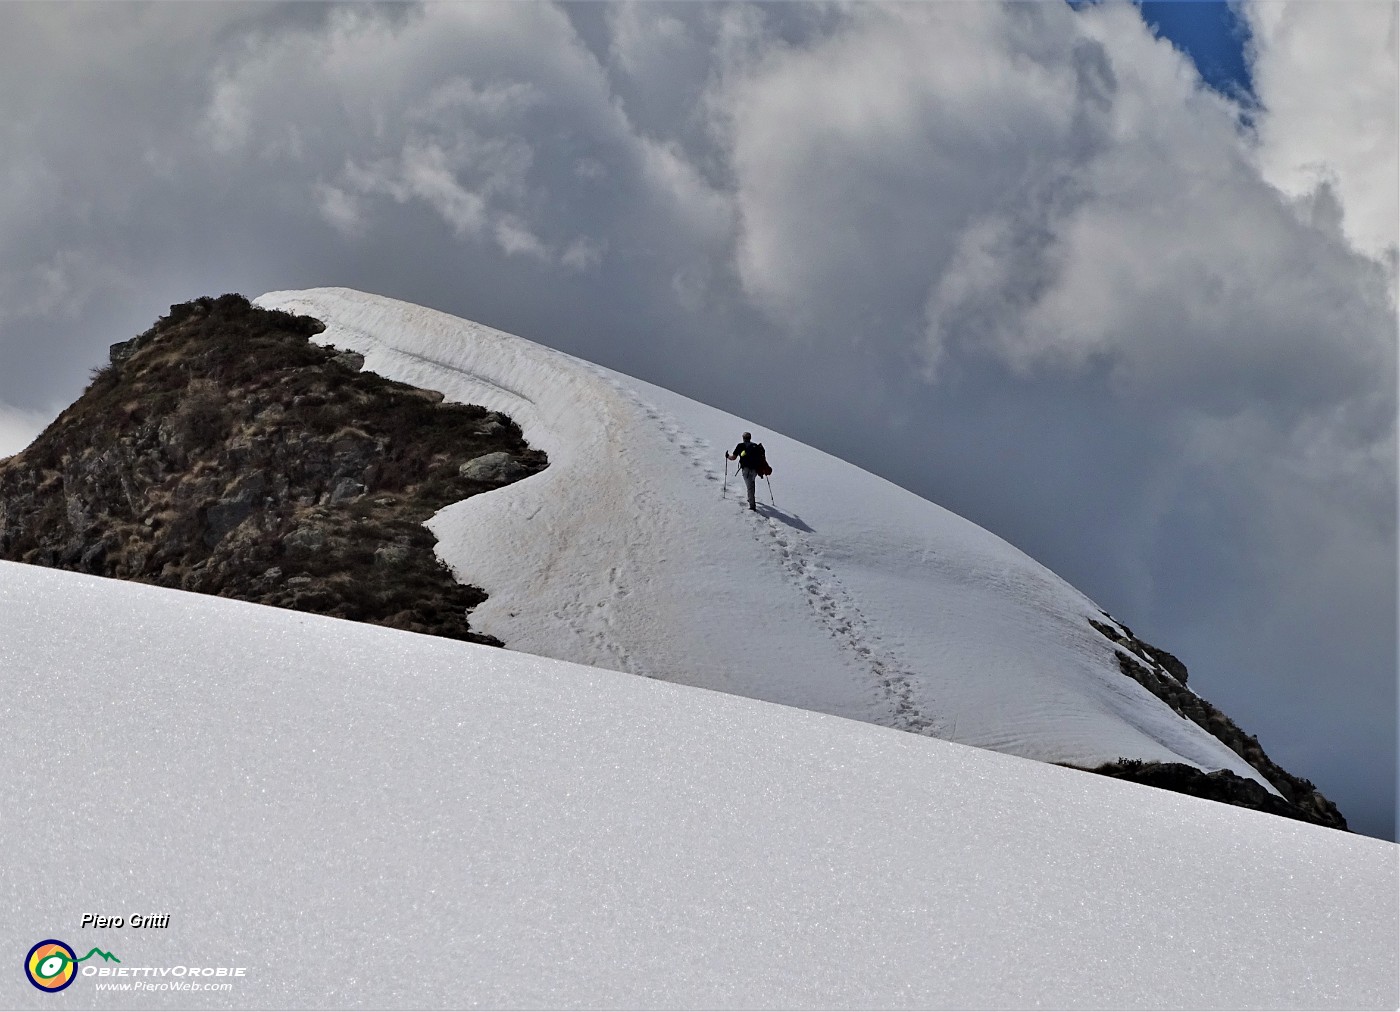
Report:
184,3,738,287
0,403,52,460
716,3,1394,383
313,182,365,237
716,5,1392,443
1244,1,1399,264
721,6,1083,337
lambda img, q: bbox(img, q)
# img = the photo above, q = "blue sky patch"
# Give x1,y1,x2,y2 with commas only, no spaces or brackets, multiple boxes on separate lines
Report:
1138,0,1255,100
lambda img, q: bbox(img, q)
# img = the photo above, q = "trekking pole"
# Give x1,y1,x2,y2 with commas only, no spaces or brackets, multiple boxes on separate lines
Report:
765,474,775,506
722,457,730,499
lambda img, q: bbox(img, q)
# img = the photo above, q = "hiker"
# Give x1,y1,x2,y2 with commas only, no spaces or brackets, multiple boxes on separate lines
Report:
726,431,768,511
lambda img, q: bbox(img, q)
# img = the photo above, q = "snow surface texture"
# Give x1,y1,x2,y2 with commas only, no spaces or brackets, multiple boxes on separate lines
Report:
258,288,1273,787
2,561,1396,1009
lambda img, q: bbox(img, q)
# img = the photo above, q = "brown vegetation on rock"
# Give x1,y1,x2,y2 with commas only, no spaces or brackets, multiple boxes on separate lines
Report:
0,293,547,644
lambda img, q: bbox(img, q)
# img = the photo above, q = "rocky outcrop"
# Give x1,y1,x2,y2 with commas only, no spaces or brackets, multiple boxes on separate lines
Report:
0,293,547,644
459,451,531,483
1075,759,1339,828
1087,615,1347,831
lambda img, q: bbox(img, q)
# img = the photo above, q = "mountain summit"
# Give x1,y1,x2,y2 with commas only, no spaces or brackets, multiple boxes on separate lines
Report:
0,288,1344,828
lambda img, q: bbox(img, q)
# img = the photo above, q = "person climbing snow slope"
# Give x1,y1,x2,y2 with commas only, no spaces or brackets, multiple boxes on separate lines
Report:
726,432,770,511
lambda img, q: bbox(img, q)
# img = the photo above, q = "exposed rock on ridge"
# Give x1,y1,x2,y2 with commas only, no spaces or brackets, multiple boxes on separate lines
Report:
1084,616,1347,830
0,293,546,644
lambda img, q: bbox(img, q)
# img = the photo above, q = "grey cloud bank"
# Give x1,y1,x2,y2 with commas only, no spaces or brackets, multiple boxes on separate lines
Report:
0,1,1394,839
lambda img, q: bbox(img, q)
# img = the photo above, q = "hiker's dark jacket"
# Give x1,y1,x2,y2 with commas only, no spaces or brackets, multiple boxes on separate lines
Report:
731,440,761,472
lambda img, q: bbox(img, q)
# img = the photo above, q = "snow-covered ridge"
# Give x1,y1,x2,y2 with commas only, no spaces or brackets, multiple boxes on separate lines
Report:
2,561,1395,1009
256,288,1271,787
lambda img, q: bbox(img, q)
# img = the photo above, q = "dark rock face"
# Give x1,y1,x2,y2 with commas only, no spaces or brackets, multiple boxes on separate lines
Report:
1075,761,1338,828
0,293,547,644
1080,760,1341,829
1087,616,1347,831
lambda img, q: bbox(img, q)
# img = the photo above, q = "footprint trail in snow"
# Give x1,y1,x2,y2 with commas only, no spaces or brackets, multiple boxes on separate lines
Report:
589,365,939,737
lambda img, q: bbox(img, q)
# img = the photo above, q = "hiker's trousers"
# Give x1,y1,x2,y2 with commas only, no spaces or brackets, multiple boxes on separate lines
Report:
741,467,757,505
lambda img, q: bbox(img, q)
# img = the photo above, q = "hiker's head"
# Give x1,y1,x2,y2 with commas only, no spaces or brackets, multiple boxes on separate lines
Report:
743,432,751,440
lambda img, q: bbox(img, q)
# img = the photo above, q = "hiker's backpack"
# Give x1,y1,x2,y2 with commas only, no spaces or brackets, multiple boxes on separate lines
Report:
746,442,772,477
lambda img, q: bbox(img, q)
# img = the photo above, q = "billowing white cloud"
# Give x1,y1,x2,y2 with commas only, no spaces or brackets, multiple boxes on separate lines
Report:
712,0,1394,495
1244,0,1399,265
192,3,732,278
717,3,1394,383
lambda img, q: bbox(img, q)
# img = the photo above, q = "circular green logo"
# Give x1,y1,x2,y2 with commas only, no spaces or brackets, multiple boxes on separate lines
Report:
25,940,77,993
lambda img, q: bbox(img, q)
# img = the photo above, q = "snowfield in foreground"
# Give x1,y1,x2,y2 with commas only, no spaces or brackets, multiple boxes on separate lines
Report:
2,562,1395,1009
258,288,1271,786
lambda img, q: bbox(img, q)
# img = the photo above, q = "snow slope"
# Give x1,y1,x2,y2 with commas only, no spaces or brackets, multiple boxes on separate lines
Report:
257,289,1272,787
2,561,1395,1010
